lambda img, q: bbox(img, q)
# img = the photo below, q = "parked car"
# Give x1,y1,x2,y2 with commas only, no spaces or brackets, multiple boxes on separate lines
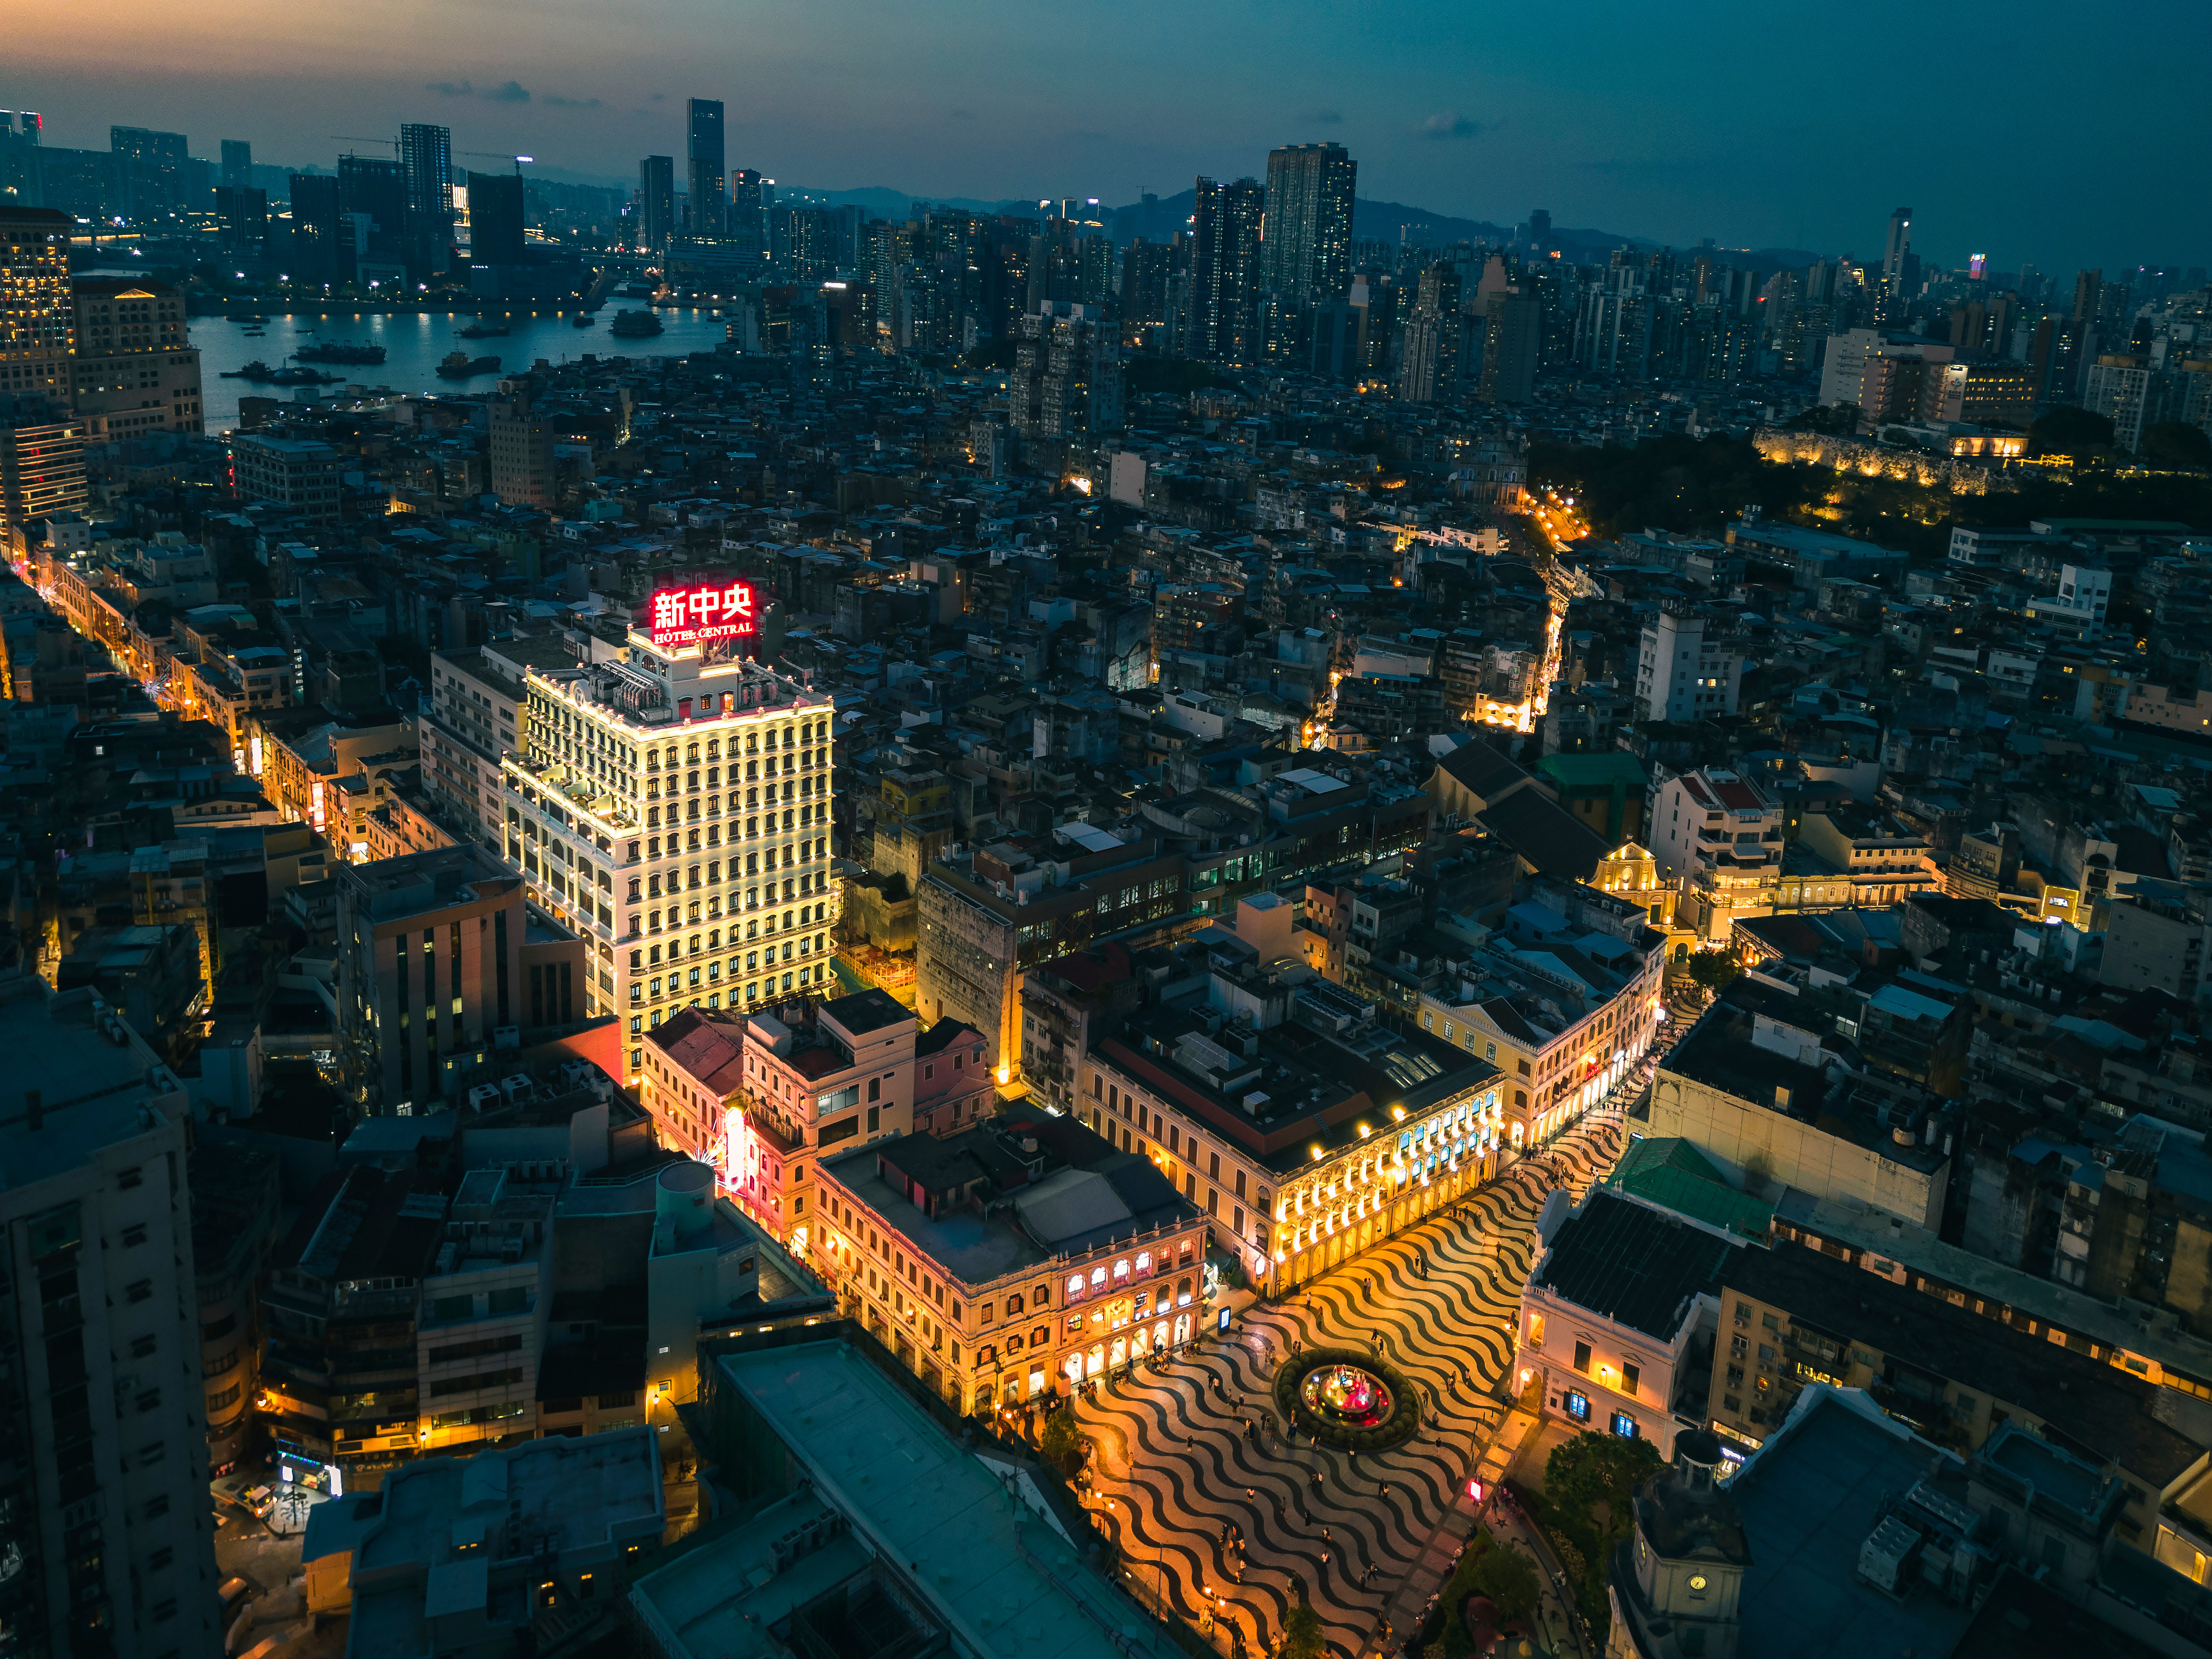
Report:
239,1486,275,1520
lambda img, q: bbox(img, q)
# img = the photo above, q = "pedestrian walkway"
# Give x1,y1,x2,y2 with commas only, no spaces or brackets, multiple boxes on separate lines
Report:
1070,1114,1625,1658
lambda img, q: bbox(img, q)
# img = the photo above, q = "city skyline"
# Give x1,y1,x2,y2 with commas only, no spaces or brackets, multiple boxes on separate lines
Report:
9,0,2208,275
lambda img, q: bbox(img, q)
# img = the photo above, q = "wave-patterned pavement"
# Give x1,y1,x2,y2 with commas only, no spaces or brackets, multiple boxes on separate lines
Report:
1070,1115,1625,1657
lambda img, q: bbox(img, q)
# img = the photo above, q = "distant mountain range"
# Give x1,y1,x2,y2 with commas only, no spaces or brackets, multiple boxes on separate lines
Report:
514,169,1825,274
795,185,1823,273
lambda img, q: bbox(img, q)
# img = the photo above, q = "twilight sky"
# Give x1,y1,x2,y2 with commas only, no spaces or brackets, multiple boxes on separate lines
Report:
12,0,2208,275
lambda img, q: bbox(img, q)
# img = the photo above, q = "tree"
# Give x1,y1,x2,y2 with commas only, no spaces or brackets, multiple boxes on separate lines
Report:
1685,951,1742,992
2142,421,2212,471
1280,1594,1327,1659
1468,1543,1543,1623
1547,1431,1664,1520
2028,404,2115,458
1784,402,1859,436
1040,1407,1084,1474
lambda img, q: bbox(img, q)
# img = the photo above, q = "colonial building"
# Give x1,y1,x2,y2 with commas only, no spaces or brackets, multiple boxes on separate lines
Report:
1081,900,1501,1291
1519,1187,1742,1454
814,1114,1209,1412
1417,876,1667,1147
640,989,918,1243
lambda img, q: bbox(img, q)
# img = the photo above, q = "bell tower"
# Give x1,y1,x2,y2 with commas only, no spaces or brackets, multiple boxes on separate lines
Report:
1606,1429,1751,1659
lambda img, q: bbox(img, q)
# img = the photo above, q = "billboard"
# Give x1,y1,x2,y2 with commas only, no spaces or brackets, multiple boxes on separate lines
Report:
647,579,759,650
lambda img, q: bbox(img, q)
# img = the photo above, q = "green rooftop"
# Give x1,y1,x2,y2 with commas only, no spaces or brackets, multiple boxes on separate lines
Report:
1535,752,1650,788
1607,1136,1775,1238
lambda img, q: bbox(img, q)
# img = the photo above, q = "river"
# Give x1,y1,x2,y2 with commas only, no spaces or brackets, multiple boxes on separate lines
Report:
181,306,736,431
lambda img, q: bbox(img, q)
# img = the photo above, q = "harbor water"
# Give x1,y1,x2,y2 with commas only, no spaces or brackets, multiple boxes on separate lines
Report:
185,307,733,431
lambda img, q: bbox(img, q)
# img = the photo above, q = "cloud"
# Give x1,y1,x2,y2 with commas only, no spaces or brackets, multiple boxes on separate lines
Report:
543,94,602,109
651,93,665,102
426,77,544,104
947,107,977,121
1417,110,1493,140
1299,108,1345,125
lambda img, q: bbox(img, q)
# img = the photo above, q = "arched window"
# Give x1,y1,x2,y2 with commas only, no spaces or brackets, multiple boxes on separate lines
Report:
1135,1252,1152,1274
1113,1260,1130,1283
1066,1274,1085,1301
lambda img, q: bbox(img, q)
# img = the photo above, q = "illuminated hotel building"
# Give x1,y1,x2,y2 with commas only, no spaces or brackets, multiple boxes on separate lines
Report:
500,579,839,1081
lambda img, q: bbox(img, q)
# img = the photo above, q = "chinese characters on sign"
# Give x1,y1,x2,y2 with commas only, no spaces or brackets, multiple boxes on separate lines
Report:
647,579,759,650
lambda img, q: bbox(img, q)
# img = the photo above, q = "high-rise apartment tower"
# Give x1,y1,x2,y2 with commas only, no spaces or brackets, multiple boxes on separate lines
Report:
686,98,725,237
1260,142,1355,306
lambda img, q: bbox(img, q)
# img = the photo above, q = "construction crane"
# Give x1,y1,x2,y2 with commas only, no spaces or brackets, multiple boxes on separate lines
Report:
458,150,534,176
331,140,533,174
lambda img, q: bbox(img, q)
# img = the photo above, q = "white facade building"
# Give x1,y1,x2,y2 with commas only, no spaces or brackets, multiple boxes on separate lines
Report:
500,599,839,1083
1649,769,1785,941
1636,605,1744,724
2026,563,2113,633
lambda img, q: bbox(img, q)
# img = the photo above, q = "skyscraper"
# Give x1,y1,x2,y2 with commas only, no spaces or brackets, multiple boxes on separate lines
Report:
1190,175,1264,364
1882,207,1913,284
337,154,407,238
219,138,251,190
340,153,409,280
1260,142,1356,306
1528,207,1553,251
0,206,74,405
110,127,191,218
1397,262,1461,403
467,171,525,267
2072,268,2102,323
686,98,725,238
730,167,766,253
1120,239,1171,325
639,155,675,251
214,186,266,256
399,122,455,249
1480,292,1543,403
287,173,347,284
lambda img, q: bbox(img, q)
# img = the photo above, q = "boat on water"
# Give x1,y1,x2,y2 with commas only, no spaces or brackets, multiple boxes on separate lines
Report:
437,351,501,377
572,314,597,328
295,342,387,365
218,360,345,386
458,321,511,340
608,310,663,338
225,313,267,324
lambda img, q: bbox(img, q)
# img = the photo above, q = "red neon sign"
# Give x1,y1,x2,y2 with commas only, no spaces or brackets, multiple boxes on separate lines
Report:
646,579,759,649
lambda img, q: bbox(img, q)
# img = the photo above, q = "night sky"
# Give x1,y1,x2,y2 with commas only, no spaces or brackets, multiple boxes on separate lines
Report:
13,0,2207,274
